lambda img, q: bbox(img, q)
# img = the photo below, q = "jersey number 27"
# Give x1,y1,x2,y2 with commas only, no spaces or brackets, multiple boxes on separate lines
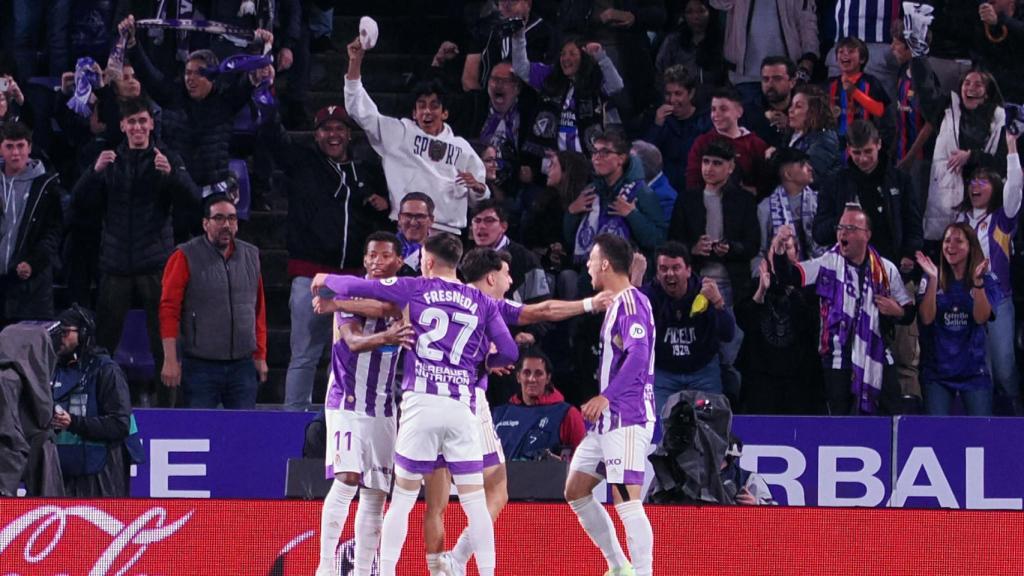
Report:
416,307,479,364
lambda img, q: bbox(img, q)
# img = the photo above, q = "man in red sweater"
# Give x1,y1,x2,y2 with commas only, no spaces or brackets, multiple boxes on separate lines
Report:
686,87,769,196
159,196,267,408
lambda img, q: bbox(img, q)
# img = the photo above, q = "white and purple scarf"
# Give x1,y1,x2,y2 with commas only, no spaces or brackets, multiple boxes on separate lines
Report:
816,245,891,413
573,181,639,263
768,185,823,258
67,57,101,117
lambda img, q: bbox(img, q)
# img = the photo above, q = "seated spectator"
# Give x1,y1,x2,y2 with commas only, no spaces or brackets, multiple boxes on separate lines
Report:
685,87,769,195
643,65,711,196
785,84,842,182
492,347,586,461
159,196,268,409
720,435,776,505
511,33,624,158
813,120,922,273
564,128,666,270
953,136,1022,414
909,50,1007,244
757,147,824,269
770,205,915,415
654,0,727,99
395,192,436,276
826,36,895,150
50,305,135,496
462,0,555,91
72,98,198,407
0,123,63,324
345,40,488,234
975,0,1024,103
471,199,550,303
631,140,678,222
914,224,995,416
744,57,798,149
639,241,735,416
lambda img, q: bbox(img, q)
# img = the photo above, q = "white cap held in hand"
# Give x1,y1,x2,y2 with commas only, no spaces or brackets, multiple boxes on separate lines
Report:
359,16,379,50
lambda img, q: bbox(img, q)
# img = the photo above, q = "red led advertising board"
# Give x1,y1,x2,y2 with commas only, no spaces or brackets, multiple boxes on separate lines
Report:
1,499,1021,575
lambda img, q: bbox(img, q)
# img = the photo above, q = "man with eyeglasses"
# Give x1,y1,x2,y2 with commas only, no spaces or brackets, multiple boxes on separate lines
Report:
396,192,436,276
159,195,268,409
770,204,914,415
471,199,550,304
468,61,538,188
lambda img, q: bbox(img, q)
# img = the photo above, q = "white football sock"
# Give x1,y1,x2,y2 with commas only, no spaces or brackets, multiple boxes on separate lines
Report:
450,526,473,566
379,485,418,576
458,489,495,576
354,488,386,576
615,500,654,576
317,480,359,573
569,495,629,570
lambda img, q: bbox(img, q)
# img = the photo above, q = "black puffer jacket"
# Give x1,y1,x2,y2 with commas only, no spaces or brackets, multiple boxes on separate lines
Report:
130,44,252,187
72,143,199,275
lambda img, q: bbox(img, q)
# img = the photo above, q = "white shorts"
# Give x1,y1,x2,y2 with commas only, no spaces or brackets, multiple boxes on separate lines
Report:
569,424,653,486
325,408,396,492
434,392,506,471
394,391,484,485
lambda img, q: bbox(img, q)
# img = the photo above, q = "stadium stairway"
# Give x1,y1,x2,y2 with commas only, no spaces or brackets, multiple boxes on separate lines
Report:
240,4,456,405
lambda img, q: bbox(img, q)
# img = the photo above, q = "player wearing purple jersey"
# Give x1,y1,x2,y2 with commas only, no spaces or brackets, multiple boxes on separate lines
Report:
311,234,518,576
423,248,614,576
314,232,412,576
565,234,656,576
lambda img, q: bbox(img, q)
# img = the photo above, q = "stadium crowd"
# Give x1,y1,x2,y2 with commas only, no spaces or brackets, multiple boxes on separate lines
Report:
2,0,1024,434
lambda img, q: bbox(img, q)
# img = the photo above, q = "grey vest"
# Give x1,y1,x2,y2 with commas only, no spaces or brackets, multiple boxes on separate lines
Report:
178,236,260,361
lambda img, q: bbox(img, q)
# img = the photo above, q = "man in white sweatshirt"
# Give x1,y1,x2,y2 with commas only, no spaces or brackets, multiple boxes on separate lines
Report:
344,38,489,234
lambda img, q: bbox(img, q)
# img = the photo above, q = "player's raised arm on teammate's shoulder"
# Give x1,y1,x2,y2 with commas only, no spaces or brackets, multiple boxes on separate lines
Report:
332,298,403,319
313,274,415,307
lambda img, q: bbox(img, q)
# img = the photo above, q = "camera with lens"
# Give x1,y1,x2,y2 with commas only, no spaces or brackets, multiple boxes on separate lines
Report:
497,17,526,36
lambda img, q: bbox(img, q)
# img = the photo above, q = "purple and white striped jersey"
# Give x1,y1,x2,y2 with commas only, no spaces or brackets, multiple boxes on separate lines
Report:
324,312,401,417
595,287,656,434
473,298,525,392
324,275,519,413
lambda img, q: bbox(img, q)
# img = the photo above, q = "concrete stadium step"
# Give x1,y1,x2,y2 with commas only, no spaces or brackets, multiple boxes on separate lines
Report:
329,15,455,55
333,0,452,17
259,248,289,292
308,89,409,118
310,52,432,94
238,209,287,250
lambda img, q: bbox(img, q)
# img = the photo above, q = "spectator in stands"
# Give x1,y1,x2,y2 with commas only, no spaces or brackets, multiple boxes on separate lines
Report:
654,0,727,96
72,98,198,407
813,120,922,273
736,254,824,415
631,140,678,222
519,151,590,287
259,104,390,412
0,123,63,324
564,128,666,270
462,0,555,91
671,139,760,309
511,33,624,158
770,204,915,415
643,65,710,197
124,17,273,198
685,87,769,195
492,347,585,460
908,42,1007,244
50,305,135,496
827,0,900,100
474,62,534,192
710,0,817,109
395,192,435,276
345,39,488,234
975,0,1024,104
915,224,995,416
743,57,799,149
0,76,28,129
720,435,776,505
826,37,895,150
953,135,1022,414
785,84,842,183
639,241,735,417
159,196,268,409
11,0,70,81
471,199,550,304
890,21,932,174
757,147,824,269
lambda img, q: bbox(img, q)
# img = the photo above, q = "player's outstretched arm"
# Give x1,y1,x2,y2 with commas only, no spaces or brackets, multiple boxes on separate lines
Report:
311,274,414,307
340,321,413,353
517,290,614,324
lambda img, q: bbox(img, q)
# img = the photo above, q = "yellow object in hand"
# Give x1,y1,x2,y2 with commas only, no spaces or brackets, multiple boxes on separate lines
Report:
690,294,709,317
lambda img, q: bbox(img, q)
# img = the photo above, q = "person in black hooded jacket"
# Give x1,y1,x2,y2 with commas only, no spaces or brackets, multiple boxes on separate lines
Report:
71,98,198,407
